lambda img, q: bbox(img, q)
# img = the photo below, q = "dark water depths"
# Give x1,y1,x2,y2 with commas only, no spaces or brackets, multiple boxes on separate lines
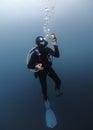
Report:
0,1,93,130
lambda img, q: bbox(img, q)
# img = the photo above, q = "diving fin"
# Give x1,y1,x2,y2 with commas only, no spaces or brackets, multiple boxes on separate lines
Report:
44,100,57,128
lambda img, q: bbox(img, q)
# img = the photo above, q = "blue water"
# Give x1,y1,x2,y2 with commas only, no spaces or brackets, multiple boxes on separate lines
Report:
0,1,93,130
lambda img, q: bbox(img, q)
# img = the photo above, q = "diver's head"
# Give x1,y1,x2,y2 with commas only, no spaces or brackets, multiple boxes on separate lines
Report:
36,36,48,48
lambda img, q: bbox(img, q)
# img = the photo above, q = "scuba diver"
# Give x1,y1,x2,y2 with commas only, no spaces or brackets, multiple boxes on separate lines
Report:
27,34,61,101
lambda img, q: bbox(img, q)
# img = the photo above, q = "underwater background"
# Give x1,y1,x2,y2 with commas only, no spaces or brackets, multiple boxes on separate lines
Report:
0,0,93,130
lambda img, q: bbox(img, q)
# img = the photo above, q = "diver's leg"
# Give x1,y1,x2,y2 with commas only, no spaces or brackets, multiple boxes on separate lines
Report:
48,67,61,90
38,71,48,101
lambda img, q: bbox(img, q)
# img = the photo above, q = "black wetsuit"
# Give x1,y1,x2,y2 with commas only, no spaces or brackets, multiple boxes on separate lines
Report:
28,45,61,100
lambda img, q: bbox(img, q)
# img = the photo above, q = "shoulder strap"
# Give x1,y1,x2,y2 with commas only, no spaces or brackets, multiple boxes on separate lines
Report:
29,47,37,54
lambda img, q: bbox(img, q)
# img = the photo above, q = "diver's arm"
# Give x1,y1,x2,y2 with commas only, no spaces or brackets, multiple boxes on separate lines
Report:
48,35,60,57
48,40,60,57
53,44,60,57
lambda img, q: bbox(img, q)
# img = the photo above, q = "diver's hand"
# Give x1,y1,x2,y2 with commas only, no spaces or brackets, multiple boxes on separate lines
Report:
35,64,44,71
50,35,57,45
51,40,57,46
